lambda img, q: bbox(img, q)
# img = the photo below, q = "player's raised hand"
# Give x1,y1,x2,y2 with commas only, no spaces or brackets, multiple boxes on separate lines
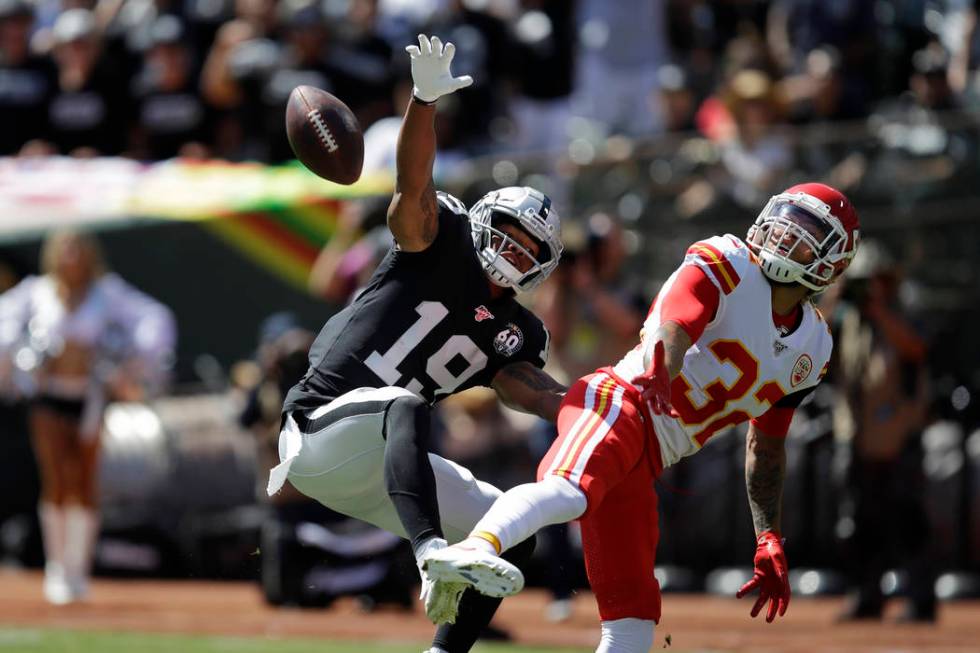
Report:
736,531,791,623
405,34,473,103
631,340,671,415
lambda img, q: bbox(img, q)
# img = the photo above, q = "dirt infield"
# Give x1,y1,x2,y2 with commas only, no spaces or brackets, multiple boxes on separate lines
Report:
1,568,977,652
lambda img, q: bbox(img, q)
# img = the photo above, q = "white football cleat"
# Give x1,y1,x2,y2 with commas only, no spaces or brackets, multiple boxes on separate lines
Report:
422,544,524,598
419,571,466,624
416,537,465,624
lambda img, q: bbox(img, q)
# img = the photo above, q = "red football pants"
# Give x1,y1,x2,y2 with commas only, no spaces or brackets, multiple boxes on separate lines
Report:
537,369,664,622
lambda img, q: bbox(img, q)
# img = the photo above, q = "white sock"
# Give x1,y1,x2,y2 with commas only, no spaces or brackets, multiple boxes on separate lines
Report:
38,502,66,573
596,617,655,653
470,475,587,553
64,505,99,584
413,536,447,567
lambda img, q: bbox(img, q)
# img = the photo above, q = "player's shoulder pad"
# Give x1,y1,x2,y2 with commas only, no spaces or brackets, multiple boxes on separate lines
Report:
800,302,834,386
436,191,469,217
684,234,756,295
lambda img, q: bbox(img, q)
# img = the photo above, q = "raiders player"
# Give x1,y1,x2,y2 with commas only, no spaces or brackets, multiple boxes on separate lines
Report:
267,34,566,653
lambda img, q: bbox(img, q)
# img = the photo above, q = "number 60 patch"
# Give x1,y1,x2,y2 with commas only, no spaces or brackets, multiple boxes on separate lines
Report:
494,323,524,357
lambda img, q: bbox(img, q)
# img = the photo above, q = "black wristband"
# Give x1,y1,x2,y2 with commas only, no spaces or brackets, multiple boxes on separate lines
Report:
412,94,435,106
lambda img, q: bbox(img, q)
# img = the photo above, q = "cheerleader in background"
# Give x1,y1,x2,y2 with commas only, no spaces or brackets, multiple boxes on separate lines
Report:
0,230,176,604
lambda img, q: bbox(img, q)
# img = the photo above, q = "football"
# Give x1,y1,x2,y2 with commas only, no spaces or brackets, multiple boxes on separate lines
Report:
285,85,364,185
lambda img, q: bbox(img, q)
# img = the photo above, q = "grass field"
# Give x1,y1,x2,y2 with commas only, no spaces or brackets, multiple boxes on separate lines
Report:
3,572,978,653
0,629,591,653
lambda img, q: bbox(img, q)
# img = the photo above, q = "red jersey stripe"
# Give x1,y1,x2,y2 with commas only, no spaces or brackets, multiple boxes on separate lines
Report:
553,377,618,479
687,242,740,294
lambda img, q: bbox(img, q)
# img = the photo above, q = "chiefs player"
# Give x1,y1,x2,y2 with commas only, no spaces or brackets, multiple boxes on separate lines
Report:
424,183,860,651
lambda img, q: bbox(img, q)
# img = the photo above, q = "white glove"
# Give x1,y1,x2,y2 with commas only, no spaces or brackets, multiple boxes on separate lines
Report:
405,34,473,103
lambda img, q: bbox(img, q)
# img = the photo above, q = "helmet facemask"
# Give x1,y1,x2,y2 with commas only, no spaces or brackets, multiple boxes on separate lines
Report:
748,193,858,292
470,187,562,292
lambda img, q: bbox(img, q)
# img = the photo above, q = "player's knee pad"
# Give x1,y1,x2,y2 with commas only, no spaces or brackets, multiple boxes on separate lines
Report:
383,394,430,444
596,617,655,653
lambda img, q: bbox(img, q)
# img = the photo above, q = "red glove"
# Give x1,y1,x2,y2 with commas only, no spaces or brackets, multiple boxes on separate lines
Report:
736,531,790,623
631,340,671,415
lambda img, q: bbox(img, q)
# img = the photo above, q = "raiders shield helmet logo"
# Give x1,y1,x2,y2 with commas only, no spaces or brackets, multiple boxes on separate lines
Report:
494,323,524,357
791,354,813,387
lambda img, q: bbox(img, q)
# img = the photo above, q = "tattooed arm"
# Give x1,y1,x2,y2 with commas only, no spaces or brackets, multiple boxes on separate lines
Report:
492,362,567,423
744,422,787,535
386,98,439,252
643,321,693,381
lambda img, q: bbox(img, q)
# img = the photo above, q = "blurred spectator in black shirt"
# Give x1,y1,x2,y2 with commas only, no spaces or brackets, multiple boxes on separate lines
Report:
421,0,516,152
909,43,958,112
202,0,326,161
0,0,56,154
322,0,394,129
508,0,576,154
768,0,876,106
780,45,869,123
129,16,212,160
655,63,697,133
203,0,392,162
46,8,129,156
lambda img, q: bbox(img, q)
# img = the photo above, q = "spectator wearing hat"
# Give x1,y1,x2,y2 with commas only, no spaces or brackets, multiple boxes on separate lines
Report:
0,0,57,154
129,15,213,160
719,69,792,208
45,8,130,156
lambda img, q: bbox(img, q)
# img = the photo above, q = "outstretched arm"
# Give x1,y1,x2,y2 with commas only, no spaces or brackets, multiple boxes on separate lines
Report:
492,362,567,423
386,35,472,252
744,422,786,536
736,422,791,623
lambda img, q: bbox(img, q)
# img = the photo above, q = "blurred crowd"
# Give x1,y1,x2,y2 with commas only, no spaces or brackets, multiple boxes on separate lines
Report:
3,0,980,167
3,0,980,625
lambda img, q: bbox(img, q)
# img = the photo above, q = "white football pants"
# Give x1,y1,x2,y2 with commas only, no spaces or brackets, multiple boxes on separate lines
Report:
269,386,502,544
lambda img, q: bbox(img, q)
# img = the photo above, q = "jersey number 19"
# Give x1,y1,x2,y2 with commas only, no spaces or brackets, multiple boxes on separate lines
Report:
364,301,488,397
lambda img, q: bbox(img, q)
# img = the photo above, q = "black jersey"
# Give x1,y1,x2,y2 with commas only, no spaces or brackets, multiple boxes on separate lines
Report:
283,193,550,412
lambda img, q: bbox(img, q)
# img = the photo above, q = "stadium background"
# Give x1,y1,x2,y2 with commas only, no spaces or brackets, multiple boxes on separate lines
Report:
2,0,980,651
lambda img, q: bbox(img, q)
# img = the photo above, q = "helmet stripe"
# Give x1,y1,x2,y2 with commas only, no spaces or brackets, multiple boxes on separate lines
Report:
540,193,551,220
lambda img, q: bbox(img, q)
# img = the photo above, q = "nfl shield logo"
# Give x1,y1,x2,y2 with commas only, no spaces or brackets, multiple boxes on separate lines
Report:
474,305,494,322
791,354,813,387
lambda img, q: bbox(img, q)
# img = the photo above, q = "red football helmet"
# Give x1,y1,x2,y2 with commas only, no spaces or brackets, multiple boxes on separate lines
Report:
746,183,860,291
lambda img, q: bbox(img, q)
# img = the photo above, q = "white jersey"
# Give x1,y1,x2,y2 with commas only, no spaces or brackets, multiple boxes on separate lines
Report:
614,235,832,467
0,273,177,395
